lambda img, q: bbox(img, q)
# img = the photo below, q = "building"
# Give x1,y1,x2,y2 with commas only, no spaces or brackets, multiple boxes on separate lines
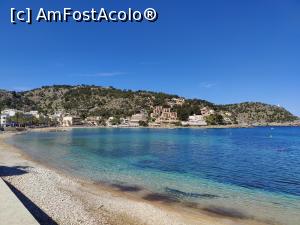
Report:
1,109,21,117
62,116,82,127
150,106,163,118
119,118,131,127
130,113,148,127
182,114,207,126
85,116,102,126
223,117,232,124
170,98,185,106
151,106,178,123
161,108,177,121
0,114,8,127
157,110,178,123
200,107,215,116
27,111,40,119
49,112,63,124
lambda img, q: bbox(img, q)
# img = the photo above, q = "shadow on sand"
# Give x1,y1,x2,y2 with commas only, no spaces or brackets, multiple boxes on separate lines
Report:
0,166,58,225
4,181,58,225
0,166,29,177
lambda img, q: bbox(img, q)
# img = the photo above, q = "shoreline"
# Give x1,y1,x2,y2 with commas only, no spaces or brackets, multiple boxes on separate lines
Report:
0,132,273,225
11,121,300,134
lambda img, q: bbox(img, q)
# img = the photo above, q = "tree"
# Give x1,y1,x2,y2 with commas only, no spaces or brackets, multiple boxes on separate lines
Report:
138,120,148,127
110,117,121,125
205,114,224,125
176,107,190,121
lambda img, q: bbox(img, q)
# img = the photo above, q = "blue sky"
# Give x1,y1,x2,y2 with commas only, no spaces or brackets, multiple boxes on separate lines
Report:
0,0,299,115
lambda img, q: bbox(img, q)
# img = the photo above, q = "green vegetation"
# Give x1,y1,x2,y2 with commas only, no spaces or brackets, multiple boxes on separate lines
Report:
138,120,149,127
6,113,55,127
219,102,298,124
173,121,183,127
110,117,121,125
0,85,298,125
205,114,224,125
174,100,213,121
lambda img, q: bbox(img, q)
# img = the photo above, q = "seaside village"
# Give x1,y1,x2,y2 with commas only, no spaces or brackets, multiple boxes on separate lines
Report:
0,99,233,129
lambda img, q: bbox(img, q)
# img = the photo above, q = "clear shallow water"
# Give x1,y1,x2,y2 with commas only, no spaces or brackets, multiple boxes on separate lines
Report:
9,127,300,225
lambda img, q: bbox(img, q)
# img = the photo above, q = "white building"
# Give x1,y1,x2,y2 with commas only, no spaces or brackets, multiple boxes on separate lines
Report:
49,112,63,124
221,112,232,124
85,116,101,126
200,107,215,116
1,109,21,117
62,116,82,127
27,111,40,119
182,114,207,126
0,114,8,127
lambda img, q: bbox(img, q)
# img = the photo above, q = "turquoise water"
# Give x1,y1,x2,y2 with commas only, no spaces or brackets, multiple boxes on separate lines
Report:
9,127,300,224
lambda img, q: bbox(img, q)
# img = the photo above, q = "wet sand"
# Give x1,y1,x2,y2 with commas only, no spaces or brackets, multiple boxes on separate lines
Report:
0,131,271,225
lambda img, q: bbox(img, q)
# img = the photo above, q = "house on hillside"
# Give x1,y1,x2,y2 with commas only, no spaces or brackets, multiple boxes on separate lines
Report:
49,112,64,124
1,109,22,117
26,111,40,119
168,98,185,107
200,107,215,116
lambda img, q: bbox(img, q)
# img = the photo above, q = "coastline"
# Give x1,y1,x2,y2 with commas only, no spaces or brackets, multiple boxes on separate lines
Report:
20,120,300,133
0,131,274,225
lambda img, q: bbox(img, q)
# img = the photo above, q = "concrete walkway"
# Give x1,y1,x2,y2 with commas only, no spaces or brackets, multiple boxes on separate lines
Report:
0,178,39,225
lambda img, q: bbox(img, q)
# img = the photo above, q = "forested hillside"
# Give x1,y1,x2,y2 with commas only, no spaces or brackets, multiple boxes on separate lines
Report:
0,85,298,124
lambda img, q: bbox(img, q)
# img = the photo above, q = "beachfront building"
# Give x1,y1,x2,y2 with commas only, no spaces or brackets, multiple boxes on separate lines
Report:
62,116,83,127
151,106,178,124
182,114,207,126
129,112,148,127
0,114,8,127
49,111,64,124
161,108,178,121
150,106,163,118
157,108,178,123
85,116,101,126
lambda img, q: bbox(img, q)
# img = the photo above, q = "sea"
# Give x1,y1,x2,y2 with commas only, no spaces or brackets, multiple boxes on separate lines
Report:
8,127,300,225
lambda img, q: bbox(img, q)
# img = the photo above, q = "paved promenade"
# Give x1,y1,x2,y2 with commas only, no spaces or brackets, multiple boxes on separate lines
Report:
0,178,39,225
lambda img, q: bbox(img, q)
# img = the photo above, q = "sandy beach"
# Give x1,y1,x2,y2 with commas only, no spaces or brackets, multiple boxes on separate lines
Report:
0,131,271,225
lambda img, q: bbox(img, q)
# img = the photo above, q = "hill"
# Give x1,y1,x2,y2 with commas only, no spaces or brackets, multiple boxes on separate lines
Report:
0,85,298,125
